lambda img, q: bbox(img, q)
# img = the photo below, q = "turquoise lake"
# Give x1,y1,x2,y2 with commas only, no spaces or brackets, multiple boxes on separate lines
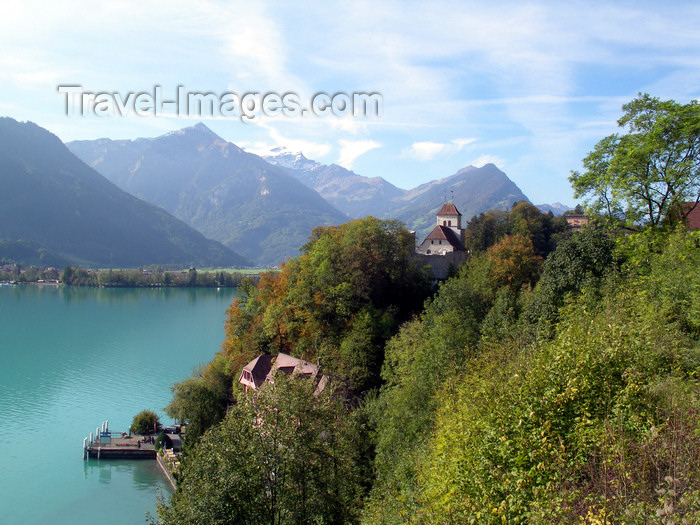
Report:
0,285,239,525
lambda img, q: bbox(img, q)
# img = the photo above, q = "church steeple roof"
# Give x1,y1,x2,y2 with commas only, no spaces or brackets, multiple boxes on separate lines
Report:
437,203,461,216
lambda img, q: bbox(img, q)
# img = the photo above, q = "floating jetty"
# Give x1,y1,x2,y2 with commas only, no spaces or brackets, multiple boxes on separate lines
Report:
83,420,156,460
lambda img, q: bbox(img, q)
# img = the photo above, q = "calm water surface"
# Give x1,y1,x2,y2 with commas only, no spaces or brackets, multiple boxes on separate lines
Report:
0,285,238,525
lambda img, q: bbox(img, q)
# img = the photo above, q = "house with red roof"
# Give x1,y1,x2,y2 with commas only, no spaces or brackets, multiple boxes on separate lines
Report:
414,202,466,279
238,352,328,395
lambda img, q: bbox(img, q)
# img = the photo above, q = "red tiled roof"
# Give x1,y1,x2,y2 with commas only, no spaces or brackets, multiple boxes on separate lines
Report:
239,353,324,392
240,354,275,388
424,225,466,251
437,203,461,216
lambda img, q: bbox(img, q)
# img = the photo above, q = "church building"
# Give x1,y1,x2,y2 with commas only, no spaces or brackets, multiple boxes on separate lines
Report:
415,202,466,279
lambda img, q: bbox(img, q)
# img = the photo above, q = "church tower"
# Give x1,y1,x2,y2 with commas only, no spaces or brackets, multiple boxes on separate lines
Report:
435,202,464,245
414,201,466,279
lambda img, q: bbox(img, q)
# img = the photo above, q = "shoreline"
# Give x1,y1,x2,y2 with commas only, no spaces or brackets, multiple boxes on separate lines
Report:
156,453,177,491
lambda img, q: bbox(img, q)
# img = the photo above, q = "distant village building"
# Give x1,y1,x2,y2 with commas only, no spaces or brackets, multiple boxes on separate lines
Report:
238,353,328,395
565,213,590,231
414,202,466,279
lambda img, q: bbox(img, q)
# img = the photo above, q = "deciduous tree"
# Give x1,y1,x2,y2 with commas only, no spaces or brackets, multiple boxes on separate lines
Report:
156,375,364,524
570,94,700,229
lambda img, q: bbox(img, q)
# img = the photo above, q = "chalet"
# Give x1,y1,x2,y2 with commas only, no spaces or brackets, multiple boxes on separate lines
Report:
414,202,466,279
239,353,327,395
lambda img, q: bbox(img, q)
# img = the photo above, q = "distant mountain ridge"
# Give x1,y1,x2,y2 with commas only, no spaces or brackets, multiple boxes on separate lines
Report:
68,123,532,265
265,147,529,240
68,125,348,266
264,148,405,218
536,202,573,215
0,118,249,268
387,164,530,240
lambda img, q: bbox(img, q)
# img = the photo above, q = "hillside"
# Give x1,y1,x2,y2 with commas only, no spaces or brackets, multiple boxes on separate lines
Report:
0,118,249,268
68,125,348,266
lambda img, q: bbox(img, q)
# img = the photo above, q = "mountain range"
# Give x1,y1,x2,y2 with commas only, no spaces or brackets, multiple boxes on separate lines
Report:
0,117,564,269
0,118,249,268
0,119,547,268
264,147,529,241
535,202,573,215
68,124,347,266
263,147,406,218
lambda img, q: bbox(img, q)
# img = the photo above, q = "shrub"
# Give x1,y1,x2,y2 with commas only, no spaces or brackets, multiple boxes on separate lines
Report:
131,409,159,435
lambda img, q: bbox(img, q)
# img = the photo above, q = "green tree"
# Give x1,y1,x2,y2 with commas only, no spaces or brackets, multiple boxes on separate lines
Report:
221,217,431,396
570,93,700,229
165,376,227,445
465,209,509,253
364,257,493,523
419,255,700,522
131,409,159,435
522,227,617,329
156,375,364,525
61,265,73,283
465,202,568,257
186,268,197,287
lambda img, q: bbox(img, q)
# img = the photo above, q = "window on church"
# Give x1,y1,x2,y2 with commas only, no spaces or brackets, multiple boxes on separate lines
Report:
443,220,447,226
448,220,451,226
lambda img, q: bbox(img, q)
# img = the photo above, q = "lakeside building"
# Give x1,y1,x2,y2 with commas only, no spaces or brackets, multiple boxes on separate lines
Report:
238,353,328,395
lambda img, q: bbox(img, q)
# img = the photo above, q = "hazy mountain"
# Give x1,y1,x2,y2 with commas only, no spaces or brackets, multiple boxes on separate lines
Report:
536,202,573,215
385,164,530,240
0,239,73,268
68,124,530,264
264,147,404,217
0,118,249,268
68,125,348,266
264,149,530,241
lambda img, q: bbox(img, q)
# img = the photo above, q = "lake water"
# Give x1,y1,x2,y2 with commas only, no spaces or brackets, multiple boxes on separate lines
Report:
0,285,238,525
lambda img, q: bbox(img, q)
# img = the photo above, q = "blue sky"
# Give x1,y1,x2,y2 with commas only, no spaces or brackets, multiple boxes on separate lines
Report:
2,0,699,205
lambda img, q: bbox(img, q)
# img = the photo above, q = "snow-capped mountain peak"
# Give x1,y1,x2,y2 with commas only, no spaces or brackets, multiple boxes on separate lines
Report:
263,146,320,172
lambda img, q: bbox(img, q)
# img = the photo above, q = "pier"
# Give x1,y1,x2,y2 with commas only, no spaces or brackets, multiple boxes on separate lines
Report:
82,420,182,490
85,435,156,459
83,420,156,460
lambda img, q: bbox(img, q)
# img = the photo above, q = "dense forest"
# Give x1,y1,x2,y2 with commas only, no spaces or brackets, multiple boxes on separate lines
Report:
154,94,700,523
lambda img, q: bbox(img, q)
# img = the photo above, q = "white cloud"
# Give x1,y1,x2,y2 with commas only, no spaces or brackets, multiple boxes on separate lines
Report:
403,137,476,161
337,140,381,169
404,141,448,161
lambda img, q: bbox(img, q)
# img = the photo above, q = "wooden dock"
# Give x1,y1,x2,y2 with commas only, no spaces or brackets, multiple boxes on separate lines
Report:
86,435,156,459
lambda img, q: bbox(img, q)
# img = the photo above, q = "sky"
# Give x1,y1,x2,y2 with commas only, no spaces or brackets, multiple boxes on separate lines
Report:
1,0,699,205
